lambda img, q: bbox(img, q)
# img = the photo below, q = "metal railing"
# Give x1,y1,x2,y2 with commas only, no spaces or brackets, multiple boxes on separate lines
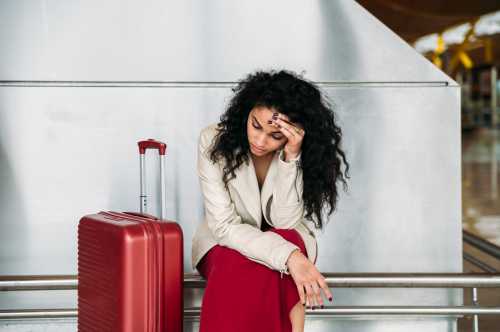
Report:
462,229,500,329
1,272,500,331
463,252,498,273
463,229,500,263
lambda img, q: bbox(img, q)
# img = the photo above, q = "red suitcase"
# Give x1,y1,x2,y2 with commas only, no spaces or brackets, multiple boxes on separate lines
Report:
78,139,183,332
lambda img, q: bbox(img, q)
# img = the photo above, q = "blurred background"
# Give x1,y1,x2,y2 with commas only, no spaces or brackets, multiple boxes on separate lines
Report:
357,0,500,246
357,1,500,330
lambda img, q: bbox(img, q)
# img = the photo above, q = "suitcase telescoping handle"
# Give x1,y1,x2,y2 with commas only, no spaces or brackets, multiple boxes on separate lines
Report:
138,139,167,221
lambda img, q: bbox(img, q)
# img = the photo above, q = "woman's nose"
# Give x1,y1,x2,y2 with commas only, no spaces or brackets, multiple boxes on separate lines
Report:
255,135,266,146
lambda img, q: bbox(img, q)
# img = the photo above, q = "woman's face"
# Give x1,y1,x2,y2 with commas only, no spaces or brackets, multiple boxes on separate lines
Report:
247,106,287,157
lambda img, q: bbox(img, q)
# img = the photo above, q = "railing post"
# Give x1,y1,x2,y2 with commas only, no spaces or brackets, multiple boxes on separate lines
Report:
472,287,479,332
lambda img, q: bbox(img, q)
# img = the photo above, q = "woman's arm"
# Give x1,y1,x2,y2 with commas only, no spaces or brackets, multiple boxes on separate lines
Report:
267,149,304,229
197,128,300,273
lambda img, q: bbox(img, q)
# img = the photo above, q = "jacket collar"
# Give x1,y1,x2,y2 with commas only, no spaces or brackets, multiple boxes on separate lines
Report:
231,148,281,227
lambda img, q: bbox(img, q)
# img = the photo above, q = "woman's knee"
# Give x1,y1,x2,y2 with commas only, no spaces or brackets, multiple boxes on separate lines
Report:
267,227,299,239
266,227,306,253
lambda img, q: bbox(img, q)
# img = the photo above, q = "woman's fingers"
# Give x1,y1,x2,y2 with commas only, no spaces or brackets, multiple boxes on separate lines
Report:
300,280,329,309
311,281,323,307
303,283,315,309
297,283,306,306
271,118,295,141
271,114,304,139
273,118,302,138
303,283,310,308
318,274,333,302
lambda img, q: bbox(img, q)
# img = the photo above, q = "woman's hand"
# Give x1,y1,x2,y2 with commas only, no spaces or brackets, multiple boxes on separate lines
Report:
286,249,333,309
269,112,305,161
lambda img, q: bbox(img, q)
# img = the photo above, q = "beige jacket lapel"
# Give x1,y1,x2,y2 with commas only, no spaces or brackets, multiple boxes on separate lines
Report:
230,149,280,228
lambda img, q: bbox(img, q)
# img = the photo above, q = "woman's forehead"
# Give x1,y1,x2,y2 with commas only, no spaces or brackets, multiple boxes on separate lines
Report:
252,105,276,115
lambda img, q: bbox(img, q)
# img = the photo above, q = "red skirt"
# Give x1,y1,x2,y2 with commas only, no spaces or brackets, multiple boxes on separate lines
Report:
196,228,308,332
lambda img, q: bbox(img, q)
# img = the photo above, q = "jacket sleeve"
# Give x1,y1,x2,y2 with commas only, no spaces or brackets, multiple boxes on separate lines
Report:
197,129,300,273
268,149,304,229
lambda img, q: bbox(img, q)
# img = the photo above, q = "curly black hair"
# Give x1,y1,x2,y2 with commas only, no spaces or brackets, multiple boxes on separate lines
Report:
207,69,350,230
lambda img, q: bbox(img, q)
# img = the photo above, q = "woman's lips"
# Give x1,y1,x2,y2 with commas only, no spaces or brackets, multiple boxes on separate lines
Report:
251,144,265,152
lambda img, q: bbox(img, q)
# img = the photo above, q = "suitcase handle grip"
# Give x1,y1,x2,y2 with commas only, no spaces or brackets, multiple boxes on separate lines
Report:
138,139,167,155
138,139,167,220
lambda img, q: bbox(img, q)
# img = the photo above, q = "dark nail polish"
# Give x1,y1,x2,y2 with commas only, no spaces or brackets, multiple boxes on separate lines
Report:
329,297,332,302
321,305,324,309
267,120,272,124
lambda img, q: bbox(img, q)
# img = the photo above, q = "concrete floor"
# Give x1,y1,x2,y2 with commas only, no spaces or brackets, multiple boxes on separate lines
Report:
462,128,500,245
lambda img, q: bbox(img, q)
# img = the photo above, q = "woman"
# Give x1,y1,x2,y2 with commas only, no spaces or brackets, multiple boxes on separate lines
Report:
191,69,350,332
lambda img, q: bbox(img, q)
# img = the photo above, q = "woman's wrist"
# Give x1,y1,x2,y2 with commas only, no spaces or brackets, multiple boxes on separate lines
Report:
283,151,300,162
286,248,302,267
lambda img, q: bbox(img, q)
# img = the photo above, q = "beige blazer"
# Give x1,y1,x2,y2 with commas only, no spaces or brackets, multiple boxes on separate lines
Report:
191,123,318,276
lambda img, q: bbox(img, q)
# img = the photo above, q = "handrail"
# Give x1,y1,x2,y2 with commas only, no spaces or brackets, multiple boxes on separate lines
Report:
2,273,500,291
463,252,498,273
1,306,500,320
0,275,76,291
463,229,500,259
0,309,77,319
1,272,498,332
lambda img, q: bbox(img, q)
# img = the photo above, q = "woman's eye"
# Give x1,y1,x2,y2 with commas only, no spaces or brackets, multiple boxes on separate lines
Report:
252,123,282,140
